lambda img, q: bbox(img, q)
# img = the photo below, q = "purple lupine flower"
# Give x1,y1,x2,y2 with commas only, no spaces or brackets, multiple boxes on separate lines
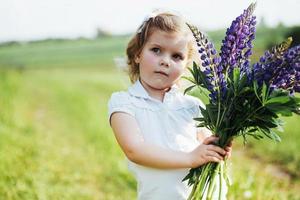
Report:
219,3,256,80
253,37,293,89
253,51,277,86
199,39,220,102
187,23,226,103
270,45,300,94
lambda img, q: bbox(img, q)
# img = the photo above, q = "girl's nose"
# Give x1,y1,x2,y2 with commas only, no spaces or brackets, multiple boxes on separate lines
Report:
160,56,170,67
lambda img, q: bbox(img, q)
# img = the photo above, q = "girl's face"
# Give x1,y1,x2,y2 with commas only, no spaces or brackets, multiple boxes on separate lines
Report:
135,30,189,92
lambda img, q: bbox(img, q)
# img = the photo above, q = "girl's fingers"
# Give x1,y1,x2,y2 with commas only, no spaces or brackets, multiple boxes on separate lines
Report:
202,136,219,145
225,146,232,152
227,140,233,147
206,151,224,161
207,156,222,163
207,145,226,156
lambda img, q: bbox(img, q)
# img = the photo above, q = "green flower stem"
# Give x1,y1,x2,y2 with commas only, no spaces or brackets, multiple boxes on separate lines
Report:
207,164,220,199
216,98,221,128
187,161,227,200
194,164,210,199
218,162,224,200
188,162,228,200
187,182,197,200
188,163,210,199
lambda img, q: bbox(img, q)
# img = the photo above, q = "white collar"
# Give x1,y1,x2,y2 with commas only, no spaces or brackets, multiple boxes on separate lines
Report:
128,79,178,100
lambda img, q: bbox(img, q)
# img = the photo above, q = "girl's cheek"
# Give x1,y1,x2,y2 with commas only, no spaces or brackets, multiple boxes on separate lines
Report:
174,67,184,77
144,51,156,60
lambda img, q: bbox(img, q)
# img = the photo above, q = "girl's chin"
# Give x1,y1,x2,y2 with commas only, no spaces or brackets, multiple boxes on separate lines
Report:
141,79,172,91
149,81,171,89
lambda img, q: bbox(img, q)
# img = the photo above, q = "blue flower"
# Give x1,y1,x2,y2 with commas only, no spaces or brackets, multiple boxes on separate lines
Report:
253,38,300,94
187,23,226,103
271,45,300,93
219,3,256,80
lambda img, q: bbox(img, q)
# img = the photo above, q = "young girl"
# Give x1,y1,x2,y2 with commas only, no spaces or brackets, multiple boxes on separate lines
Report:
108,11,231,200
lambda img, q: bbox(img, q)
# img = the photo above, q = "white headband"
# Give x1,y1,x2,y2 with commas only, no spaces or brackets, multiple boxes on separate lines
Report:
136,9,183,34
137,11,160,33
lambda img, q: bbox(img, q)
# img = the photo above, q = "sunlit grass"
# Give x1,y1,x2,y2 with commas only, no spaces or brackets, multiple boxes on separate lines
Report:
0,68,299,199
0,69,135,199
0,29,299,199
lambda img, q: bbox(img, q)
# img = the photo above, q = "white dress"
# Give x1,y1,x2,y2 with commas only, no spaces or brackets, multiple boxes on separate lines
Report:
108,80,208,200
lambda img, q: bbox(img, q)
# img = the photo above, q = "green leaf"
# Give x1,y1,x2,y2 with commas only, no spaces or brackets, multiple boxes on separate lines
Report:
182,172,192,182
262,82,269,105
233,68,240,93
259,128,281,142
253,81,262,104
206,105,218,126
242,134,247,145
248,128,258,133
184,85,196,95
182,76,196,84
265,96,290,105
238,74,248,92
248,132,264,140
266,104,294,116
269,130,281,142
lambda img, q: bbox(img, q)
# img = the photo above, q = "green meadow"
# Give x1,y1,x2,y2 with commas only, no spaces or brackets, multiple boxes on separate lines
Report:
0,28,299,199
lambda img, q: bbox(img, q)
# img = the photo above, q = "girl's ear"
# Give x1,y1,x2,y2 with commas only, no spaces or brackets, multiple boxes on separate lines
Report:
135,55,140,64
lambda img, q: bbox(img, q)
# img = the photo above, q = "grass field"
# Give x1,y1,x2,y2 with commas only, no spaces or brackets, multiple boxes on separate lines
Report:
0,31,300,199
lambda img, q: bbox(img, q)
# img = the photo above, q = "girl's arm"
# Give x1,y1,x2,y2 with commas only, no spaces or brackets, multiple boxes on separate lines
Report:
110,112,226,169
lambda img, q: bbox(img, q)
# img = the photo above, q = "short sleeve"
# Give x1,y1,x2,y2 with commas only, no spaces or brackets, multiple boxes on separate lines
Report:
107,92,135,125
188,95,206,118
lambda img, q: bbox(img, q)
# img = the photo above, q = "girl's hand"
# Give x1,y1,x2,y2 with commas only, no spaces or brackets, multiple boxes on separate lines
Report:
197,128,233,159
224,140,233,159
189,136,227,168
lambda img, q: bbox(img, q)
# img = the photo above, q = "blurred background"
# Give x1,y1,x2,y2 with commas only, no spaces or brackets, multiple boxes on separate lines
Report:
0,0,299,199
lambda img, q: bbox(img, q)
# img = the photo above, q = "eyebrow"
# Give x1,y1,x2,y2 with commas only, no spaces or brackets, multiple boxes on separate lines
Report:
149,43,185,55
149,43,162,47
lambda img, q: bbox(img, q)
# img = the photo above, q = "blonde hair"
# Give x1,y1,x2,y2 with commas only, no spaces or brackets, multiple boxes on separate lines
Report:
126,11,196,83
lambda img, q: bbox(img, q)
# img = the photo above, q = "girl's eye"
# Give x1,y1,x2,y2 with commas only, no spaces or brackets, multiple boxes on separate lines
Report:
173,54,184,61
151,48,160,54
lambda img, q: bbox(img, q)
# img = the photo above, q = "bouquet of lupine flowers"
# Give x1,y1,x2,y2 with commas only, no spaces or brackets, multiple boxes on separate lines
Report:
183,3,300,200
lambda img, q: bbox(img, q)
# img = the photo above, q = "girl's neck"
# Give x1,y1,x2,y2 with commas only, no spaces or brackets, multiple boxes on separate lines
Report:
139,79,170,102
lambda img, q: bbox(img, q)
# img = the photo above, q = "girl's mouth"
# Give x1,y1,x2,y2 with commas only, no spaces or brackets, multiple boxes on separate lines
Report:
154,71,168,77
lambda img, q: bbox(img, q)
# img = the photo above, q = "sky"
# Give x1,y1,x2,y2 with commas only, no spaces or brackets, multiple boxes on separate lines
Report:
1,0,299,42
